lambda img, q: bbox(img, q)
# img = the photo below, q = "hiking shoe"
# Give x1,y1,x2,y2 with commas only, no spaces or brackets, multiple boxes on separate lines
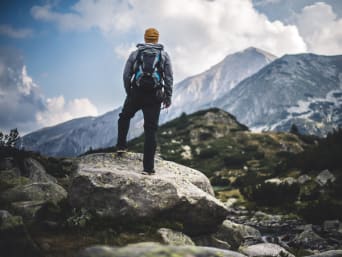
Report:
116,147,127,154
141,169,156,175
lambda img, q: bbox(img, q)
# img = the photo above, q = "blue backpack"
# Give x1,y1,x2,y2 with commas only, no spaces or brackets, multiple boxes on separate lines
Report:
133,48,162,91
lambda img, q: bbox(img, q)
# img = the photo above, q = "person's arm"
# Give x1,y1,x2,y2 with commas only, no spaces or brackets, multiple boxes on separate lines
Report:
162,51,173,107
123,51,137,95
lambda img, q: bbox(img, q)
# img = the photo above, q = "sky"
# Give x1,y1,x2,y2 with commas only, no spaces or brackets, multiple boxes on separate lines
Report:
0,0,342,135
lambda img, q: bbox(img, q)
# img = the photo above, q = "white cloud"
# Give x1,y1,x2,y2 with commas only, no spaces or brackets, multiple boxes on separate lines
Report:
36,96,98,127
296,2,342,55
0,24,33,38
31,0,307,81
0,47,98,134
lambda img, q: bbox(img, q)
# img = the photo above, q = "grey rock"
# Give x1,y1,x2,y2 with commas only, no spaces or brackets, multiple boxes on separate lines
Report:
306,250,342,257
292,225,326,249
193,234,232,250
215,220,262,249
23,158,57,183
282,177,297,185
298,174,311,184
1,182,67,203
157,228,195,246
1,182,67,221
323,220,340,233
239,243,295,257
69,153,227,235
78,242,247,257
315,170,336,186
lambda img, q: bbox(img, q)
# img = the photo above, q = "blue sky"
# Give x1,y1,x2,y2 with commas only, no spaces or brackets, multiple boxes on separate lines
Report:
0,0,342,135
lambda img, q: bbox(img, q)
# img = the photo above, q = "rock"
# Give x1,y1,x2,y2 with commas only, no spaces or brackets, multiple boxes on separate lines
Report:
23,158,57,183
315,170,336,186
215,220,262,249
306,250,342,257
1,182,67,203
298,174,311,184
323,220,340,233
239,243,295,257
78,242,247,257
0,168,31,190
0,210,43,257
69,153,227,235
282,177,297,185
157,228,195,246
193,234,232,250
265,178,282,185
292,224,327,250
1,183,67,221
225,198,238,208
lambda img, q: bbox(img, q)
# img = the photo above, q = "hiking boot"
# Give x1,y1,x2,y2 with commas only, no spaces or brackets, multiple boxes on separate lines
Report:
116,146,127,154
141,169,156,175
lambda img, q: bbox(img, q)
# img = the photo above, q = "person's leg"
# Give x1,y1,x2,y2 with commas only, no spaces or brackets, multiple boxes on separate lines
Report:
117,96,140,149
142,102,161,172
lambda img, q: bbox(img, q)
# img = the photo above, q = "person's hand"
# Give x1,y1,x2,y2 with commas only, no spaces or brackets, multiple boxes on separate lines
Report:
163,97,171,109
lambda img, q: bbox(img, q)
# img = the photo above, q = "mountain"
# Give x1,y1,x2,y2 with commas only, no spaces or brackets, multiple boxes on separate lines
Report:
20,47,275,157
161,47,277,123
214,53,342,136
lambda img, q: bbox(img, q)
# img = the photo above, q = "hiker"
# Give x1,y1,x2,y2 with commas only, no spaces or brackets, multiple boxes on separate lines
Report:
116,28,173,175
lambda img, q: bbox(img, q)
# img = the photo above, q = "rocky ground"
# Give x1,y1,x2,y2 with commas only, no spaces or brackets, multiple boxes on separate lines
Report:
1,151,342,257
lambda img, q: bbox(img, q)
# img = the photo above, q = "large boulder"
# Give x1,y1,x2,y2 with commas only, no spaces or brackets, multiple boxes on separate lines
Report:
291,224,327,250
315,170,336,186
69,153,228,235
23,158,57,183
239,243,295,257
78,242,247,257
157,228,195,246
1,182,67,221
0,157,67,222
215,220,262,249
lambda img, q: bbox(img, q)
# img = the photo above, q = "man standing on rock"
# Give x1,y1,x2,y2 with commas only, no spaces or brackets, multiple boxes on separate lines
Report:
116,28,173,175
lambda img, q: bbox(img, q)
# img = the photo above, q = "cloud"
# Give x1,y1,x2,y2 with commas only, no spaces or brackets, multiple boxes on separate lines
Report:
36,96,98,127
295,2,342,55
0,24,33,38
31,0,307,81
0,47,98,134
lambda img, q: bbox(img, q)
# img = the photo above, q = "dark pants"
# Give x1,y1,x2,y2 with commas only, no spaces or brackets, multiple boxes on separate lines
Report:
117,89,161,171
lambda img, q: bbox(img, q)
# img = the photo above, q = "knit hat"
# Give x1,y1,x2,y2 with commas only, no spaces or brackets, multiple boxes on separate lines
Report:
144,28,159,43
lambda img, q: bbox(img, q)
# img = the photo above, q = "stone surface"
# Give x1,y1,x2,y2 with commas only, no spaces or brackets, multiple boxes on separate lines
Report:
78,242,247,257
306,250,342,257
315,170,336,186
69,153,228,235
323,220,340,233
1,182,67,221
298,174,311,184
292,225,327,250
193,234,232,250
157,228,195,246
23,158,57,183
215,220,262,249
239,243,295,257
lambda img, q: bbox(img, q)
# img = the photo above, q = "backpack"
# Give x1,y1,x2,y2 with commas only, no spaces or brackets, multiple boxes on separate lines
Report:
133,47,162,91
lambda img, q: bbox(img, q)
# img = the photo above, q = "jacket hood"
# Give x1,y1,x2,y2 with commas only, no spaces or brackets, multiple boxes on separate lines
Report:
136,43,164,51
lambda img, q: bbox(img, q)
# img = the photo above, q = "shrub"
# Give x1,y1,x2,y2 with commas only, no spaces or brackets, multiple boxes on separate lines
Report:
0,128,20,148
241,182,300,206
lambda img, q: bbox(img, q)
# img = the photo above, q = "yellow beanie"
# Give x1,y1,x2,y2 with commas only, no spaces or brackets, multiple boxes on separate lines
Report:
144,28,159,44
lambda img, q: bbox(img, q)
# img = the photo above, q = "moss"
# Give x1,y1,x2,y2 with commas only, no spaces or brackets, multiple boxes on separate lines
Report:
0,175,31,192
